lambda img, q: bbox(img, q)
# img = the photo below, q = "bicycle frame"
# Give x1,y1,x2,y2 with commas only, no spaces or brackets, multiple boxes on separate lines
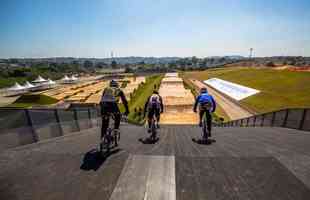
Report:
201,112,208,140
150,115,158,141
100,113,122,153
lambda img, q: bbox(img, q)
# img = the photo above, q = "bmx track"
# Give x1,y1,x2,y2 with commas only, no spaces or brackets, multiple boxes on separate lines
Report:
159,73,198,124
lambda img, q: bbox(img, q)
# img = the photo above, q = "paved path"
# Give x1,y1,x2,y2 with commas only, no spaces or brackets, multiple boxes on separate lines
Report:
190,79,252,120
1,125,310,200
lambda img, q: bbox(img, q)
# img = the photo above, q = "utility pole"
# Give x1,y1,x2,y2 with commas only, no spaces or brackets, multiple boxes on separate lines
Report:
249,48,253,59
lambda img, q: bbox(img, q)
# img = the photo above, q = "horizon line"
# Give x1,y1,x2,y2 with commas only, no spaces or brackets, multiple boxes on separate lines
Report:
1,55,309,60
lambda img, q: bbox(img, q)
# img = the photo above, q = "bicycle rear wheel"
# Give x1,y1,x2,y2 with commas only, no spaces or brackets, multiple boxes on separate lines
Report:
101,130,112,153
202,117,208,140
151,119,157,141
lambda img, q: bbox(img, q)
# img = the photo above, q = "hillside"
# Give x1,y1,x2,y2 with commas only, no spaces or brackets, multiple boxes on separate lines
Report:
184,67,310,113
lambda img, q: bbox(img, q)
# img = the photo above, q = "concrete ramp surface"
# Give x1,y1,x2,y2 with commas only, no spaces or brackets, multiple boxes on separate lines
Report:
109,155,175,200
0,125,310,200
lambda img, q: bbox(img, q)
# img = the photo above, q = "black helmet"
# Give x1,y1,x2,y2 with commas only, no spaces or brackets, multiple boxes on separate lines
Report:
109,79,119,87
200,87,207,93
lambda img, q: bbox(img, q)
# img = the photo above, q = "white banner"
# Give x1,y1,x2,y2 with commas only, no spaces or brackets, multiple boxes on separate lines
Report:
204,78,260,101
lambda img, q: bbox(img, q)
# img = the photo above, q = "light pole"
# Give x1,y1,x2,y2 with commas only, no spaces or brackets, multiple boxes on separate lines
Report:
249,48,253,59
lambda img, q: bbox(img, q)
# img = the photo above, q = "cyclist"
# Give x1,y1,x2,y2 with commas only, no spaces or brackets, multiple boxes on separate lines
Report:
100,80,129,142
144,90,163,133
193,87,216,137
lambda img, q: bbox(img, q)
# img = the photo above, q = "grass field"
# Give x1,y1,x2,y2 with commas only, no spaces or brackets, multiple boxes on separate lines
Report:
120,74,163,124
0,77,29,89
8,94,59,108
184,67,310,114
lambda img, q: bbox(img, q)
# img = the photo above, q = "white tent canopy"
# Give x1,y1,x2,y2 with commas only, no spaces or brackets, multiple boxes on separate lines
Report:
70,75,78,81
62,75,78,84
23,81,35,89
33,75,47,83
47,79,56,85
8,82,26,91
62,75,70,80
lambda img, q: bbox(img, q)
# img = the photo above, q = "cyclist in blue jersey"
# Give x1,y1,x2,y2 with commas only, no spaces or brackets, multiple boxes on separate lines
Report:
193,87,216,136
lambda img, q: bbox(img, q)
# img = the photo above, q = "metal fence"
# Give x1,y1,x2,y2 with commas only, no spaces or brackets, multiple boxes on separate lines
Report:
0,107,101,151
219,108,310,132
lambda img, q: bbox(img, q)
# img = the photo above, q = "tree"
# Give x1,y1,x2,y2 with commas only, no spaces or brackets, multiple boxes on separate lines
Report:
266,61,275,67
9,58,19,64
168,62,177,68
111,60,117,69
83,60,93,68
124,66,132,73
191,56,198,65
10,68,28,77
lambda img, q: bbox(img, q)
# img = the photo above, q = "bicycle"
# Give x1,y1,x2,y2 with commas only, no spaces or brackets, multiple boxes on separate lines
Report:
100,113,127,154
201,111,209,141
149,114,158,141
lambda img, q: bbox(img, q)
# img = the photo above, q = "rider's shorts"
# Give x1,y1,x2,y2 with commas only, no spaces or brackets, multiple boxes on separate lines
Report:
100,102,120,115
148,107,160,119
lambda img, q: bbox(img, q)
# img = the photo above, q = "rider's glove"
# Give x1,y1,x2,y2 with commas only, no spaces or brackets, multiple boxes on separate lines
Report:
193,109,197,113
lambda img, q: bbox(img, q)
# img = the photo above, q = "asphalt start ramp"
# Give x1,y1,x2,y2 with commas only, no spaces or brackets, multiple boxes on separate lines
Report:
0,125,310,200
109,155,176,200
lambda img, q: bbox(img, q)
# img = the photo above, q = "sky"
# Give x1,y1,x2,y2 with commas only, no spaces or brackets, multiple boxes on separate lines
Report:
0,0,310,58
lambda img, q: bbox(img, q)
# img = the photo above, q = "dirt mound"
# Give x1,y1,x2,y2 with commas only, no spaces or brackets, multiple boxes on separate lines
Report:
159,73,197,124
160,113,198,124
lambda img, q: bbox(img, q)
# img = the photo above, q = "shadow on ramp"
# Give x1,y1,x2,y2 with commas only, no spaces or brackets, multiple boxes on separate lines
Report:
138,137,159,144
192,138,216,145
80,148,121,171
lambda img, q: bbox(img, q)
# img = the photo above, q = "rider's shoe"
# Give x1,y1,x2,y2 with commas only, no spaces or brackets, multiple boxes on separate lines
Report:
199,122,202,127
157,124,160,129
147,128,151,133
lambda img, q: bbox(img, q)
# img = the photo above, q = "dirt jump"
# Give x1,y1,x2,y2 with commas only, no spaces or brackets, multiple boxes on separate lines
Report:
160,73,198,124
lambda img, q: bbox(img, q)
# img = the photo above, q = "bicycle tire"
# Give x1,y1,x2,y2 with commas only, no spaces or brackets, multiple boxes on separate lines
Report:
202,117,208,140
151,119,157,141
117,130,120,141
105,129,112,153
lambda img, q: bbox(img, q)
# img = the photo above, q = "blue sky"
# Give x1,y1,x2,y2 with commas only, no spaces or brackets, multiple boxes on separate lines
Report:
0,0,310,58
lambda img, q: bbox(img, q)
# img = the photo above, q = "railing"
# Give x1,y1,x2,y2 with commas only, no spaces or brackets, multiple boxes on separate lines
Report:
219,108,310,132
0,107,102,151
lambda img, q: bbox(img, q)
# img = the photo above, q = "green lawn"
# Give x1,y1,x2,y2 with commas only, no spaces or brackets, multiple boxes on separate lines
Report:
120,74,164,124
0,77,29,89
184,68,310,113
8,94,59,108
